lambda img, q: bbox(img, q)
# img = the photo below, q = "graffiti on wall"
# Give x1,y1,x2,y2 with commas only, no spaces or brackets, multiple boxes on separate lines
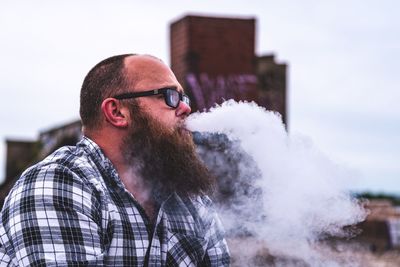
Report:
186,73,257,110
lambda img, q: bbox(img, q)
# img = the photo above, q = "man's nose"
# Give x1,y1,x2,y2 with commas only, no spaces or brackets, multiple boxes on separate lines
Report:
176,101,191,117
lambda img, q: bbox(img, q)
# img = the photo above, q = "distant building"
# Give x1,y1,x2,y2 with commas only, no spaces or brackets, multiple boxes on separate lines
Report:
356,200,400,251
1,140,39,207
170,15,287,123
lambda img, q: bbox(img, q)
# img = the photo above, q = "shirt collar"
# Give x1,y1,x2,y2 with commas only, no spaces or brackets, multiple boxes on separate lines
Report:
77,136,119,178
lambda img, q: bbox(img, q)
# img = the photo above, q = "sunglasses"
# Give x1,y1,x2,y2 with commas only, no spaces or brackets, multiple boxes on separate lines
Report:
113,88,190,108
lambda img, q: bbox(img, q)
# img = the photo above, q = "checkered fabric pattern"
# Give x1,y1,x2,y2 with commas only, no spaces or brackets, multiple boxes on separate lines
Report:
0,137,230,266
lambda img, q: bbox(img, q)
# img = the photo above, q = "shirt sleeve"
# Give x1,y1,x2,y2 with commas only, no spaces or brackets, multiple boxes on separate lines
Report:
0,163,105,266
200,197,231,267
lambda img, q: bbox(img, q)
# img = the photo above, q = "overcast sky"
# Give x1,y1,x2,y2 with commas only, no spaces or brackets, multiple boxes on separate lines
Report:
1,0,399,194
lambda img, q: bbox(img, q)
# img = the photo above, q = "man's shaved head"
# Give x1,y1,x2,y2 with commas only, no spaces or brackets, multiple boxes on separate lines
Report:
80,54,134,129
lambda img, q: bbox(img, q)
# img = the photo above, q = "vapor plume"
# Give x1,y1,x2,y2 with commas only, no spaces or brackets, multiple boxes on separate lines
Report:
187,100,367,267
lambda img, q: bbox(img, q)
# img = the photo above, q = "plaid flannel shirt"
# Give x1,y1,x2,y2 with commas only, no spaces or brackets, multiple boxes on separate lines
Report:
0,137,230,266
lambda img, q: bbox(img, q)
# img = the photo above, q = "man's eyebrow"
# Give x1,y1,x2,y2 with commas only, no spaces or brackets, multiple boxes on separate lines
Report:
165,85,178,90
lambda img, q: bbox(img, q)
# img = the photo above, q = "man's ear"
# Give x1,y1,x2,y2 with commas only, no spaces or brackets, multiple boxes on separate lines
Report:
101,98,129,128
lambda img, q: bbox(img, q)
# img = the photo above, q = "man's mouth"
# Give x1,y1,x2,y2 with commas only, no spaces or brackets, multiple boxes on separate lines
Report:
178,126,190,134
176,124,192,138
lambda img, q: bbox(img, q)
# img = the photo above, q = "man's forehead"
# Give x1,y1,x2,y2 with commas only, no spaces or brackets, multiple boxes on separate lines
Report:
124,54,181,91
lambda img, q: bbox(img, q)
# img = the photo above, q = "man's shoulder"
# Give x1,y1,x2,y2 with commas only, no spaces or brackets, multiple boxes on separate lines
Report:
189,195,215,213
180,195,219,227
22,144,91,178
3,142,104,211
168,194,214,212
12,139,104,195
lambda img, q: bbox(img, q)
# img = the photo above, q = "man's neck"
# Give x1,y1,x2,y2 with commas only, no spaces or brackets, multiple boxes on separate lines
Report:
88,130,158,222
118,167,158,222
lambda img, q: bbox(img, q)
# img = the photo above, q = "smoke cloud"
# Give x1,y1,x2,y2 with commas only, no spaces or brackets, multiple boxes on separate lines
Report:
187,100,367,267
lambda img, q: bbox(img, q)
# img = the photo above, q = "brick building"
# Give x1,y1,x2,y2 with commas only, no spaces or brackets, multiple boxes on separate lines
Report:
170,15,287,123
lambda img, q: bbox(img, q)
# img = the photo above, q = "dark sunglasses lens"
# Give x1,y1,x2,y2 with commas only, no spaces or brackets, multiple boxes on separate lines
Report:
182,95,190,107
166,89,180,108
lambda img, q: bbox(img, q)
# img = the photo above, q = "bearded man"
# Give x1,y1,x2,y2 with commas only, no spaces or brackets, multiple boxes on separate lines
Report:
0,54,230,266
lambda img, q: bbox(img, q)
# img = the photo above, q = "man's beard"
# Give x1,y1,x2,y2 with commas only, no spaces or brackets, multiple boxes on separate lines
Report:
121,105,215,203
